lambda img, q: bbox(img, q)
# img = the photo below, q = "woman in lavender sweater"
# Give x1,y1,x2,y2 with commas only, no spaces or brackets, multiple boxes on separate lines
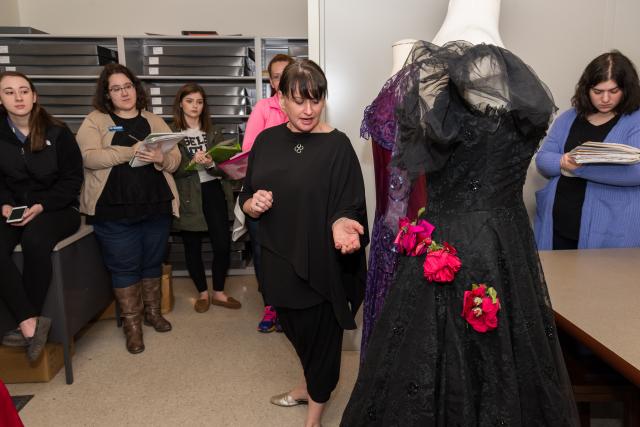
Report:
535,50,640,250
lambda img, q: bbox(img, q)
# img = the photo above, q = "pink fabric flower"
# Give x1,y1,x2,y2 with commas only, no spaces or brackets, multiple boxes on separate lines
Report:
394,217,435,256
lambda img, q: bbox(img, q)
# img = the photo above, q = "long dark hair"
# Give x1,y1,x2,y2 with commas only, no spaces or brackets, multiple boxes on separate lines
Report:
267,53,294,96
171,83,211,133
93,63,148,114
278,59,328,101
572,50,640,116
0,71,64,152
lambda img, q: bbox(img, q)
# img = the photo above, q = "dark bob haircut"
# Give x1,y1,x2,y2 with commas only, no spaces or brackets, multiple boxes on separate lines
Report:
93,63,148,114
278,59,327,101
171,82,211,133
572,50,640,116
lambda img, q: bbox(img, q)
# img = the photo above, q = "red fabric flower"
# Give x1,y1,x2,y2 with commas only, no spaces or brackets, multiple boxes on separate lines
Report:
422,243,462,282
462,284,500,333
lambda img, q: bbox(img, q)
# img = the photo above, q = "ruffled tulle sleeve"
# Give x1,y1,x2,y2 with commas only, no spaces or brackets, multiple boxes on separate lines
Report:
391,41,556,179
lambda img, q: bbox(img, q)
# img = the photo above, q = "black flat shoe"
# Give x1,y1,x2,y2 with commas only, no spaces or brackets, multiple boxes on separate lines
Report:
2,328,28,347
26,317,51,362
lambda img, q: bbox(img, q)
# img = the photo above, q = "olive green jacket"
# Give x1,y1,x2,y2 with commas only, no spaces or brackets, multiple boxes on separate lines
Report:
171,124,235,231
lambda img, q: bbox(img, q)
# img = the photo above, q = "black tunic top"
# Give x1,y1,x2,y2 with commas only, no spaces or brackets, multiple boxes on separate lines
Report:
239,123,368,329
93,112,172,221
553,114,620,239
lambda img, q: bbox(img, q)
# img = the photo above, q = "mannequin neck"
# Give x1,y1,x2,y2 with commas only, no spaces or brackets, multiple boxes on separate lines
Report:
432,0,504,47
390,39,417,76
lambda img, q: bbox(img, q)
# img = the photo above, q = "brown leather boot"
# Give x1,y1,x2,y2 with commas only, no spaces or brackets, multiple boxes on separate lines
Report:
141,277,172,332
113,284,145,354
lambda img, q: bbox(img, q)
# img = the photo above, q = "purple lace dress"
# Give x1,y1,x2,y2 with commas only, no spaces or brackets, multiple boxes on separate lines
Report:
361,65,426,359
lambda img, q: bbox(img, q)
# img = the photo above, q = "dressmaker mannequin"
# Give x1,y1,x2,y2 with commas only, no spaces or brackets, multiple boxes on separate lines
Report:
390,38,417,76
433,0,508,109
432,0,504,47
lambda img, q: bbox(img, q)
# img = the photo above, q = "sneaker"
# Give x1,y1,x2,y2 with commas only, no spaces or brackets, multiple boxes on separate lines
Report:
257,306,277,333
275,317,283,333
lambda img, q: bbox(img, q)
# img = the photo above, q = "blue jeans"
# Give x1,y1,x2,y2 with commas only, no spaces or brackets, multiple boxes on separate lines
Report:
92,214,171,288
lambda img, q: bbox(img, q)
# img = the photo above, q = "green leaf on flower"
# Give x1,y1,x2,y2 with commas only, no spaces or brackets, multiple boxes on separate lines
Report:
487,287,498,304
471,283,478,290
417,207,426,218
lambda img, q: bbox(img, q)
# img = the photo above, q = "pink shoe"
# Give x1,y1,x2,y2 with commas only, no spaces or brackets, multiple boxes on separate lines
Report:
257,306,277,333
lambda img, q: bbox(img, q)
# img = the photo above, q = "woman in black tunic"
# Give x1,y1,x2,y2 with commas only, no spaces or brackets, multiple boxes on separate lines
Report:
239,59,368,427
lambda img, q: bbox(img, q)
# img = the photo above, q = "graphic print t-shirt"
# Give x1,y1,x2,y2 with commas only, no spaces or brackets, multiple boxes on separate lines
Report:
183,128,217,183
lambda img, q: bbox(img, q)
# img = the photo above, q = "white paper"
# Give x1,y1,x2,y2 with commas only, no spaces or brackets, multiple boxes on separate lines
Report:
148,57,159,65
0,46,7,54
0,56,9,64
152,107,163,115
152,97,162,105
570,141,640,165
129,132,185,167
150,87,161,95
148,67,159,75
152,47,163,55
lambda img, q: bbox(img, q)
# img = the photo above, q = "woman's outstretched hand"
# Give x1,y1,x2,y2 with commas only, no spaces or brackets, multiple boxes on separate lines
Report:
332,218,364,254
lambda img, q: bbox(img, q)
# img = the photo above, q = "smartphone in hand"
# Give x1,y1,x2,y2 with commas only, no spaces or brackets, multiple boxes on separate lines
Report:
6,206,28,223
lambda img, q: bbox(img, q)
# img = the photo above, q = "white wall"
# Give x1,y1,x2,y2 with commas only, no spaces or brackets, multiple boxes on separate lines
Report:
317,0,640,349
0,0,20,26
318,0,640,226
16,0,307,37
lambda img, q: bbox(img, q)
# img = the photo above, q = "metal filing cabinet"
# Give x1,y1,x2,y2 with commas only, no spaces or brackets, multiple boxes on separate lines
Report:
1,34,308,274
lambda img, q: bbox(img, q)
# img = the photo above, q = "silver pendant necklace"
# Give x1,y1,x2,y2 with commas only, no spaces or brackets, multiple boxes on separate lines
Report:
294,143,304,154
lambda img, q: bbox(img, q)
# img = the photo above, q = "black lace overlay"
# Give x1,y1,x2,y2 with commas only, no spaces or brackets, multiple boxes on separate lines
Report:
341,42,579,427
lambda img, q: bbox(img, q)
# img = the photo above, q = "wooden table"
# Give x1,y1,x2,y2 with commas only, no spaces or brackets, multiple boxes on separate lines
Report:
539,248,640,387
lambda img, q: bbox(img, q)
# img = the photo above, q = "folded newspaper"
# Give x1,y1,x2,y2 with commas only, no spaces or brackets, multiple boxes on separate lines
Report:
570,141,640,165
129,132,185,167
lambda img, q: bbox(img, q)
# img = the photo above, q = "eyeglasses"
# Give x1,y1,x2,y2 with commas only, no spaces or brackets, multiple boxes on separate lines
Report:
108,83,134,95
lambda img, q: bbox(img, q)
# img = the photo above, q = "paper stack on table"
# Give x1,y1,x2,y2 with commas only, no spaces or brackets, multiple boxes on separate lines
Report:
570,141,640,165
130,132,185,167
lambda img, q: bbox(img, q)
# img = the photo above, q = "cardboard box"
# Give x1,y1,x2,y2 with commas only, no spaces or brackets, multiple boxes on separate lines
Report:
97,264,174,320
0,343,66,384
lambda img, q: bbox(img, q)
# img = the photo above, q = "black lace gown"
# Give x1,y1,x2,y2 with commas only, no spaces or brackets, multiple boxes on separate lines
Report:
341,42,579,427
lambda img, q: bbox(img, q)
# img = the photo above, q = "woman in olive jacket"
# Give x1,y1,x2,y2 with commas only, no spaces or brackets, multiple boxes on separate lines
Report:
171,83,241,313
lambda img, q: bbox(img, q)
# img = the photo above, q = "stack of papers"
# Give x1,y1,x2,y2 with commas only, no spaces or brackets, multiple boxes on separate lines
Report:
570,141,640,165
130,132,185,167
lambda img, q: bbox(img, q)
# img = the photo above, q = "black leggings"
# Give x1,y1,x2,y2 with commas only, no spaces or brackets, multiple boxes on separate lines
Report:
181,180,230,293
0,207,80,323
276,302,344,403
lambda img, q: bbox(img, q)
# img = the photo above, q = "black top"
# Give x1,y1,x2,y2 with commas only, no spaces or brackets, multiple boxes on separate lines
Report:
93,112,172,221
239,123,368,330
0,113,83,211
552,114,620,239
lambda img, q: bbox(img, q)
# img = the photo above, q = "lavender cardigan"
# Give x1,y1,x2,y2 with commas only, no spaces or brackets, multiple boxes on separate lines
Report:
534,108,640,249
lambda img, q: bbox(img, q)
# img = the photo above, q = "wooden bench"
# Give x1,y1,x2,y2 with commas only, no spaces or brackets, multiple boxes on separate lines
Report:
0,222,112,384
